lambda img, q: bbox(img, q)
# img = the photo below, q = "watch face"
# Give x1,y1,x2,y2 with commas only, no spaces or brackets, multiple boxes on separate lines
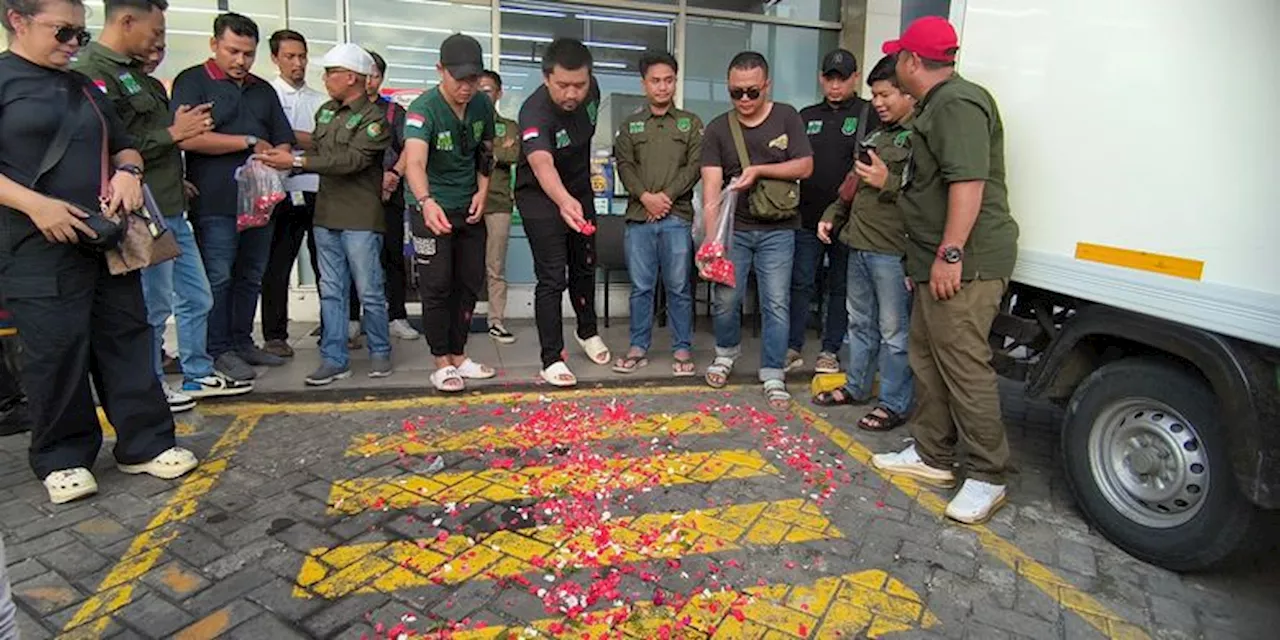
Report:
943,247,963,263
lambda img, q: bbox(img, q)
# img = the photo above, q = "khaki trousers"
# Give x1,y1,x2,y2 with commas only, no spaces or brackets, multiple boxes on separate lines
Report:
907,278,1011,484
484,212,513,325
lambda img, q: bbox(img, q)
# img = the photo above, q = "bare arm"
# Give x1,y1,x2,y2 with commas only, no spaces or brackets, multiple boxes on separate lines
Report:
404,138,431,202
700,165,724,238
751,156,813,181
0,173,49,216
293,130,313,150
942,180,984,248
528,150,575,208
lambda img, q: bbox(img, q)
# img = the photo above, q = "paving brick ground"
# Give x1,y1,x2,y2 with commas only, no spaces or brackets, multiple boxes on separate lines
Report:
2,380,1276,640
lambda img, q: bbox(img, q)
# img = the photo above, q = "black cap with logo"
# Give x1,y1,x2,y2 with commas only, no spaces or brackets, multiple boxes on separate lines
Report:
440,33,484,80
821,49,858,78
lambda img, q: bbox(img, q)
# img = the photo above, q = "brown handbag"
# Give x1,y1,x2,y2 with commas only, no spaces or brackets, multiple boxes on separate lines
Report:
82,86,181,276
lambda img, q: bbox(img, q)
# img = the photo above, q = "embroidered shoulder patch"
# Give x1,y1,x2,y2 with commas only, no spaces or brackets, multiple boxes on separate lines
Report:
628,121,645,134
495,122,507,137
366,121,383,138
317,109,336,124
345,113,363,129
806,120,822,135
894,130,912,147
406,113,425,128
677,117,692,132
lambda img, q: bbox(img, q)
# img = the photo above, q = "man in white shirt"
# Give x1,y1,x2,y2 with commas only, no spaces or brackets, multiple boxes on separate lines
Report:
261,29,329,358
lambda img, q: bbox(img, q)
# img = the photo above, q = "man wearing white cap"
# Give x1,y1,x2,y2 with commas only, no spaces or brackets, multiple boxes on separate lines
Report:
258,43,394,386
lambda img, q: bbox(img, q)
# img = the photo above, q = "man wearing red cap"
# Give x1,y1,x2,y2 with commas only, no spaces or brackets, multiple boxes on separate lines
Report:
869,16,1020,525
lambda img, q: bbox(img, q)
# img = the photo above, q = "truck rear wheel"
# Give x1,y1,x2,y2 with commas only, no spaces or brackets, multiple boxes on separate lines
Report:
1061,358,1255,571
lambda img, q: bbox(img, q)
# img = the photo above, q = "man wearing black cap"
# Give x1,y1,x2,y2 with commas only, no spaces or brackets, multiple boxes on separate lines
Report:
789,49,872,376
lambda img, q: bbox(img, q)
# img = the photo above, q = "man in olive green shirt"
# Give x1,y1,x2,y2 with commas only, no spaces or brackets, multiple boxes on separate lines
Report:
612,51,703,377
814,54,915,431
478,70,519,344
72,0,256,409
870,17,1020,526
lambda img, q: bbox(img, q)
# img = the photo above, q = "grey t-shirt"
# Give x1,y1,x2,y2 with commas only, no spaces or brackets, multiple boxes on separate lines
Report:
701,102,813,231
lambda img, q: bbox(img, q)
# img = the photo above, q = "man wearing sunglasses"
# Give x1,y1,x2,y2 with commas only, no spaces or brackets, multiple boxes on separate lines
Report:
700,51,813,410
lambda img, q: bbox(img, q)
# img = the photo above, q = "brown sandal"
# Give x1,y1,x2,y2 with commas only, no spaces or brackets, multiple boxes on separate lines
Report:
858,405,906,431
811,388,868,407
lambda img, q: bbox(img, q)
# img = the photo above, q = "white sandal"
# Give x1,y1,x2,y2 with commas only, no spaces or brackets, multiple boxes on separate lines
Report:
455,358,496,380
431,366,465,392
117,447,198,480
575,335,611,366
541,361,577,387
44,468,99,505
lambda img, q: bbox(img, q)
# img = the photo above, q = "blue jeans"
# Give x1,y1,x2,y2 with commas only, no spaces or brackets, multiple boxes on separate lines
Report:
625,216,694,353
713,229,794,382
140,214,214,383
843,249,914,415
194,215,274,358
314,227,390,369
790,228,848,353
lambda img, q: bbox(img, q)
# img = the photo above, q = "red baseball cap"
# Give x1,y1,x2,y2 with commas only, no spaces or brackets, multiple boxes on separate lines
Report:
882,16,959,63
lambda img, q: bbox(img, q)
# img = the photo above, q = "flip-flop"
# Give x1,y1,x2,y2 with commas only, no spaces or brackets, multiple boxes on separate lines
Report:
576,334,611,366
541,361,577,387
612,353,648,374
672,353,697,377
455,358,496,380
431,366,465,392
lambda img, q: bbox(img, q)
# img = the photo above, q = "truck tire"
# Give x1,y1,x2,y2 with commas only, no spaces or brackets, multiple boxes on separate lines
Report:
1061,358,1256,571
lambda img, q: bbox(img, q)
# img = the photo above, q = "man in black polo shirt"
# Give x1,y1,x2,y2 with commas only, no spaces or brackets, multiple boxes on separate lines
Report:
171,13,295,382
516,38,613,387
791,49,870,375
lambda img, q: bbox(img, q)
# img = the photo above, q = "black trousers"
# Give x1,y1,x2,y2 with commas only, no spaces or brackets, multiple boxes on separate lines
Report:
351,199,409,322
412,209,486,357
0,244,174,479
261,193,320,342
516,189,598,369
0,337,20,405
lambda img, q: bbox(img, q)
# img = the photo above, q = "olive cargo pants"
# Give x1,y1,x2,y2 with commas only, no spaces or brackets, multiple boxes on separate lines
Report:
908,278,1011,484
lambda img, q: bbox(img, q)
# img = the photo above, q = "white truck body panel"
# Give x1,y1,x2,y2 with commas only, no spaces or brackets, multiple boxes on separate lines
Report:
948,0,1280,348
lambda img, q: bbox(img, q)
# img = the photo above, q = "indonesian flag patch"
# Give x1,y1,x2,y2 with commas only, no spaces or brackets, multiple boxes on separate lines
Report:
406,113,425,128
521,127,539,141
93,79,107,93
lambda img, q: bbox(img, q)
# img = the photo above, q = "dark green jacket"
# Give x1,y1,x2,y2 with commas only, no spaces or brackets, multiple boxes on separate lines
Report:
306,95,391,232
71,42,185,216
485,114,519,214
821,117,913,256
613,106,703,222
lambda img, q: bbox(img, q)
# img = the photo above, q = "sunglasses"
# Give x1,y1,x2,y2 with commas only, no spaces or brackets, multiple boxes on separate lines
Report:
34,20,91,46
729,86,762,101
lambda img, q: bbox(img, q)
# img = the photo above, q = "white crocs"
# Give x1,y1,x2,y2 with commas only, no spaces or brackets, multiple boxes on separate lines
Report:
44,468,98,505
117,447,199,480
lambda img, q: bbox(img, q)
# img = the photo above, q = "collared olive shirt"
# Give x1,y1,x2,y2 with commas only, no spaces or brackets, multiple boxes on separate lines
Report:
306,95,391,232
484,113,519,214
70,42,185,216
900,74,1019,282
821,116,913,256
613,106,704,223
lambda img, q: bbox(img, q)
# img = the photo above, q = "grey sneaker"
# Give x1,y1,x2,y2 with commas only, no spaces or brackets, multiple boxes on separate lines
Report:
263,339,294,358
215,353,256,381
305,362,352,387
369,355,393,378
238,345,286,367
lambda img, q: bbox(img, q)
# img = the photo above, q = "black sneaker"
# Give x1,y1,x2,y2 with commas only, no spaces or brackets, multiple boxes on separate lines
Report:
0,398,32,436
238,345,286,367
488,324,516,345
162,351,182,375
215,353,257,381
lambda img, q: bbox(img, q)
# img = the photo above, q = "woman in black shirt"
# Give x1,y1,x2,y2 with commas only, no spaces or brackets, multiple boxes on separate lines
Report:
0,0,198,504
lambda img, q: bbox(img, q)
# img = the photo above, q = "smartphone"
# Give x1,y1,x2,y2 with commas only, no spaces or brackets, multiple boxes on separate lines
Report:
856,143,873,166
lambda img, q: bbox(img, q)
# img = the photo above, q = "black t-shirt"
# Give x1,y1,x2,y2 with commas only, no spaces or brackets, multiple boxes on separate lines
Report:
798,97,871,229
0,52,133,218
170,60,294,218
515,78,600,199
701,102,812,231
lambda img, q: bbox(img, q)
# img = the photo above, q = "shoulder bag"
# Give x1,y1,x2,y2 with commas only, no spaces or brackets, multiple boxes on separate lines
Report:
82,85,180,275
727,112,799,222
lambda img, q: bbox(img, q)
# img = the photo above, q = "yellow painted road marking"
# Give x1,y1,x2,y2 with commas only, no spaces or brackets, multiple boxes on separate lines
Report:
347,411,727,458
451,568,938,639
799,407,1152,640
1075,242,1204,281
329,448,779,514
59,415,262,637
97,408,196,438
294,499,841,599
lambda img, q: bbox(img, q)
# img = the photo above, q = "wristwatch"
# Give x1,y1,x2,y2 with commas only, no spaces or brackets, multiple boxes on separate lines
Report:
116,163,143,179
245,135,260,149
292,155,305,169
938,245,964,264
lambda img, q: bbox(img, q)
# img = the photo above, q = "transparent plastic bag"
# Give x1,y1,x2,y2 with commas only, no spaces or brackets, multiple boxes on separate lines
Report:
235,159,287,232
695,186,737,287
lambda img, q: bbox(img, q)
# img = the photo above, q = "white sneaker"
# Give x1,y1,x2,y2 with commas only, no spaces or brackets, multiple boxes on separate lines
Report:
870,444,957,488
163,383,196,414
945,479,1007,524
389,319,421,340
184,376,254,399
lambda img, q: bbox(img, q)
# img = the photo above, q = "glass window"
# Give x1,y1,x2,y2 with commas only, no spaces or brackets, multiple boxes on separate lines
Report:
348,0,493,100
686,0,839,23
683,17,836,123
281,0,343,88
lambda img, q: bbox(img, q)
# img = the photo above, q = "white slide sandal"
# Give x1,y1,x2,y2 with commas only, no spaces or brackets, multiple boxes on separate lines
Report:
431,366,465,392
541,361,577,387
576,335,611,366
455,358,496,380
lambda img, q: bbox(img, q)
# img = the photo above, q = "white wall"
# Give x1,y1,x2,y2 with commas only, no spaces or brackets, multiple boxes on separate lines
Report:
863,0,903,77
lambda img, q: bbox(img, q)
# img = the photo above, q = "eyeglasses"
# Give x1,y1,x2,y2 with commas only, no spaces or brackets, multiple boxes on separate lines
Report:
729,86,762,101
32,20,91,46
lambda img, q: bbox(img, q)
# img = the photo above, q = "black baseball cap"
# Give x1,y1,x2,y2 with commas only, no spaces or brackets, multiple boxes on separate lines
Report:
440,33,484,79
821,49,858,78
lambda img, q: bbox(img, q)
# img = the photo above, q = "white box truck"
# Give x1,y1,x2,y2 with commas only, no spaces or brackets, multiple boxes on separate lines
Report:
949,0,1280,570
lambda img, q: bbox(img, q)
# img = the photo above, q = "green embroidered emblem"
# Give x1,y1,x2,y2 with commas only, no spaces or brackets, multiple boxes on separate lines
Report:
472,120,484,141
841,117,857,135
345,113,363,129
366,121,383,138
806,120,822,135
677,117,691,132
894,130,912,147
437,130,454,151
554,129,570,149
118,72,142,96
317,109,335,124
495,122,506,137
586,101,598,125
628,121,645,134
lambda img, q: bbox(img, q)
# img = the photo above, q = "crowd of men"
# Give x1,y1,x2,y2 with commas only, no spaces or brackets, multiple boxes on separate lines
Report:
0,0,1018,522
